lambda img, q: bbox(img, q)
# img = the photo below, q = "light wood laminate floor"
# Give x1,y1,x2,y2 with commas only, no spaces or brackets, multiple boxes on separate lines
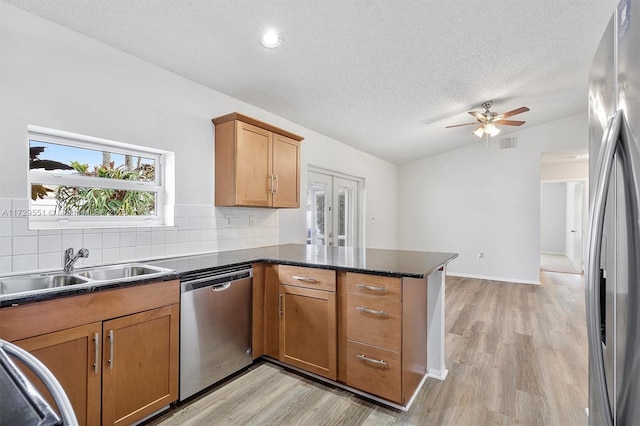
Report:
151,272,587,426
540,253,582,274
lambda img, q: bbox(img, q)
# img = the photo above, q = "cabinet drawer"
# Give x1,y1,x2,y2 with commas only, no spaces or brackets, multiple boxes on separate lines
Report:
346,340,401,404
346,273,401,302
346,295,401,352
279,265,336,292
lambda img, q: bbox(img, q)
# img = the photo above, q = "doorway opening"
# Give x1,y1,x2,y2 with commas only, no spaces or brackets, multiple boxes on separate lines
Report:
540,150,589,274
306,168,363,247
540,181,586,274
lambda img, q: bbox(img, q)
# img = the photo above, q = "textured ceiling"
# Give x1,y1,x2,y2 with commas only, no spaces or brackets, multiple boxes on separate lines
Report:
4,0,618,164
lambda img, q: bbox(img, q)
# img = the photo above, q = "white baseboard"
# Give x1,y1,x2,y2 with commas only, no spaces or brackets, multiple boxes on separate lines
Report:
446,272,540,285
427,367,449,381
403,373,430,410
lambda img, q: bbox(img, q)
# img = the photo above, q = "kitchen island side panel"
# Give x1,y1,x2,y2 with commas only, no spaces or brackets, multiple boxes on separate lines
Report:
427,267,448,380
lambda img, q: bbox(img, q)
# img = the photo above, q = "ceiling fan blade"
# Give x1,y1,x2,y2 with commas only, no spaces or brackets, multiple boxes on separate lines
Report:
499,107,529,119
446,122,478,128
494,119,526,126
468,111,484,120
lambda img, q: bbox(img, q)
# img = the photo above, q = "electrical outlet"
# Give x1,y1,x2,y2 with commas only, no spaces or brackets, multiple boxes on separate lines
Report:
225,215,232,228
477,252,484,260
249,215,255,227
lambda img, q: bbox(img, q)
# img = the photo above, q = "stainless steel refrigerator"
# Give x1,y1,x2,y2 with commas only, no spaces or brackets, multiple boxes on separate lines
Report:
587,0,640,425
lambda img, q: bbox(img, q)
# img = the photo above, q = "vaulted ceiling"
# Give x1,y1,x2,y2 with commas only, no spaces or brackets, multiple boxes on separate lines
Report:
4,0,618,163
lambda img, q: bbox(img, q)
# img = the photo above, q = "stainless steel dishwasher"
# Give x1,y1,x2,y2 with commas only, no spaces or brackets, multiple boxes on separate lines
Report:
180,265,253,401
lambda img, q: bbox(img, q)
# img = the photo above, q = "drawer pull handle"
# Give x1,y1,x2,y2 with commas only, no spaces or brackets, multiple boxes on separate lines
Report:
356,284,388,293
356,306,388,317
292,276,318,283
357,354,388,368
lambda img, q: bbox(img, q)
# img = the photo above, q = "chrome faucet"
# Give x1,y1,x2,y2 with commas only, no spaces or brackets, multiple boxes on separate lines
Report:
63,247,89,273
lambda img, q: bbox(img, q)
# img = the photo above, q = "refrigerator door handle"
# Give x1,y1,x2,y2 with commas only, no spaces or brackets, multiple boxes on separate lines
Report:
587,109,640,424
587,110,624,426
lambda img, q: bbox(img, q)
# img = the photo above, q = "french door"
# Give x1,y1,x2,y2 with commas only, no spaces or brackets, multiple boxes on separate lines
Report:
306,171,360,247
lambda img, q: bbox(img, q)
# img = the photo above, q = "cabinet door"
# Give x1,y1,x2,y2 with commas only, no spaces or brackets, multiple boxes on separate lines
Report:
102,304,179,426
279,284,336,379
272,134,300,208
264,264,280,358
14,322,102,426
235,121,273,206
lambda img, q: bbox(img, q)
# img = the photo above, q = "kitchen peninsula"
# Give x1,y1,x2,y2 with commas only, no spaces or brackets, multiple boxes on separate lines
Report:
151,244,457,409
0,244,457,419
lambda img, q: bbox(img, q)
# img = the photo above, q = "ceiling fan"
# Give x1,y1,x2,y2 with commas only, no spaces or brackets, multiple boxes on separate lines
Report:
446,101,530,137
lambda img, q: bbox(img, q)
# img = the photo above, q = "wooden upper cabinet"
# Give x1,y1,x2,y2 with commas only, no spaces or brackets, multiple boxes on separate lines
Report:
234,121,272,207
271,133,301,208
213,112,303,208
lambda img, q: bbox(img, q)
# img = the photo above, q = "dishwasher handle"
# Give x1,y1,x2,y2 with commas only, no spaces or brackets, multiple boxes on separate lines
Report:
181,268,252,292
212,283,232,291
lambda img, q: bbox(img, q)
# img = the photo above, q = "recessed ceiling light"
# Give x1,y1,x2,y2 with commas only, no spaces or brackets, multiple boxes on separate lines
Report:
261,30,283,48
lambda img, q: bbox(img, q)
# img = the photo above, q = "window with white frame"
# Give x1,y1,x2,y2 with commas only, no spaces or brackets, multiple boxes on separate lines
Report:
27,126,174,229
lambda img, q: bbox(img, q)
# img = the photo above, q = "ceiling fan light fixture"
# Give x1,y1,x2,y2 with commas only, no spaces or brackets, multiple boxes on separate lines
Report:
261,29,283,48
473,126,485,137
484,123,500,137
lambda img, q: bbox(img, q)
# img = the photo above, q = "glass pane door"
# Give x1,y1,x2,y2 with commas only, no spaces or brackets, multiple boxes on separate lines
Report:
306,172,331,246
334,177,357,247
306,171,359,247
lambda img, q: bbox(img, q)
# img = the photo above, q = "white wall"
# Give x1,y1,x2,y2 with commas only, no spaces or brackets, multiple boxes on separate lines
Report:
0,2,397,273
279,139,398,249
397,112,588,284
540,183,567,253
541,161,588,180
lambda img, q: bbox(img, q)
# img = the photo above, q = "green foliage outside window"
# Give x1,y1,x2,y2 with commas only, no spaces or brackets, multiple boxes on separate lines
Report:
30,147,156,216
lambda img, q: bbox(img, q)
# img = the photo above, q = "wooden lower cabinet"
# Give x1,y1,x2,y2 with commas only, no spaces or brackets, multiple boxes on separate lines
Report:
1,280,180,426
343,273,428,406
345,295,402,352
279,284,336,380
14,322,102,426
259,264,338,379
345,340,402,403
254,265,429,407
102,304,179,426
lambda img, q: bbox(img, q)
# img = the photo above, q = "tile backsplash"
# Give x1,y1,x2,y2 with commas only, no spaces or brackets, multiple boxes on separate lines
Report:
0,198,279,274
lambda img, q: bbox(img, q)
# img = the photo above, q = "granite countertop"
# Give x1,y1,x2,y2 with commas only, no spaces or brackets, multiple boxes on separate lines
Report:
148,244,458,278
1,244,458,307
